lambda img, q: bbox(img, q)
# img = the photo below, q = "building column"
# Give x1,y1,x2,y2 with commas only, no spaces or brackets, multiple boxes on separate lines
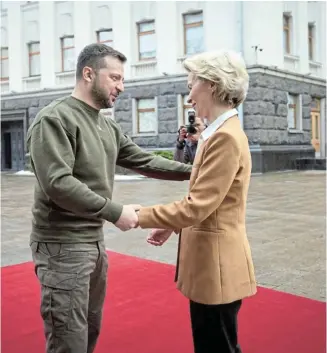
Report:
39,1,56,88
111,2,132,79
204,2,239,52
7,2,23,92
155,2,178,75
73,1,92,58
296,2,309,74
319,2,326,77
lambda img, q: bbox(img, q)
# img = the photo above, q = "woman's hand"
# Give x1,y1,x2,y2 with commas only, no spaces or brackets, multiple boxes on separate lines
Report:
146,228,173,246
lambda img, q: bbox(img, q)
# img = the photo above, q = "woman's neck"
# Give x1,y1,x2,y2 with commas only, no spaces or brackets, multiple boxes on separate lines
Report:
205,105,234,124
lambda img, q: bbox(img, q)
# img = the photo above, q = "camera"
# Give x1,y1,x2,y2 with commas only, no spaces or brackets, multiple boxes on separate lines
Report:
186,110,197,134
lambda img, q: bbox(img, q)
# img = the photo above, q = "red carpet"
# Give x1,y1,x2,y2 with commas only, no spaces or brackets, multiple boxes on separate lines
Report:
1,251,326,353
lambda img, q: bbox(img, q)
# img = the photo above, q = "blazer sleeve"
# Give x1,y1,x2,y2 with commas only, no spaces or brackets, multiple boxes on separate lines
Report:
138,131,241,229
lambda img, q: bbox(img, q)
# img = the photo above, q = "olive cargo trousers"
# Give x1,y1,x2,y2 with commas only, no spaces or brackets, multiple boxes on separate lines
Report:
30,240,108,353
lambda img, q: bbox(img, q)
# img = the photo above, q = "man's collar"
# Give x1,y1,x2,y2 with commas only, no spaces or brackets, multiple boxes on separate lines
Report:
201,108,238,141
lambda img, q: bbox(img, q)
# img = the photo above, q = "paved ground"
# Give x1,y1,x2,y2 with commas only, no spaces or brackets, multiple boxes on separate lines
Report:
1,170,326,301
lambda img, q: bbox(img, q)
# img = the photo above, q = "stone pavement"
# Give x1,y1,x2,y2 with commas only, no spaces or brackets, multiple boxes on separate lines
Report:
1,170,326,301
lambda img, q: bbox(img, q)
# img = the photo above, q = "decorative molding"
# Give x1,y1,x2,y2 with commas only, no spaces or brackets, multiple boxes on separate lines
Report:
1,109,27,118
309,61,323,68
1,74,188,100
247,65,326,86
284,54,300,61
1,65,326,101
21,2,39,12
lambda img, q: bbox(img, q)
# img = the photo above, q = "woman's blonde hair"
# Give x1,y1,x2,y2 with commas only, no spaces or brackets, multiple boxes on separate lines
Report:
183,50,249,108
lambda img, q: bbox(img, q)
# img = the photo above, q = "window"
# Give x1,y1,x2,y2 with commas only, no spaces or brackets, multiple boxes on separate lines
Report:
136,98,157,133
28,42,40,76
308,23,315,61
61,36,75,72
183,12,204,55
1,47,9,80
311,98,320,145
182,95,192,125
311,98,321,134
283,14,291,54
311,97,320,112
97,29,113,46
287,94,302,130
137,21,156,61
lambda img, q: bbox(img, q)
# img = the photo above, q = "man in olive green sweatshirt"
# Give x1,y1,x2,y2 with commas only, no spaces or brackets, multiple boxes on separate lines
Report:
27,43,192,353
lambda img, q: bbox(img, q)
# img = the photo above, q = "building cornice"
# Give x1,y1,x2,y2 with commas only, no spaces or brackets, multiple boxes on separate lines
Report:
1,67,326,101
247,65,326,87
0,74,189,100
21,1,39,12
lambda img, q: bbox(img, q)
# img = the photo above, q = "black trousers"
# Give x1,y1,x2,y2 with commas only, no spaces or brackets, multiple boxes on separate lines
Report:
190,299,242,353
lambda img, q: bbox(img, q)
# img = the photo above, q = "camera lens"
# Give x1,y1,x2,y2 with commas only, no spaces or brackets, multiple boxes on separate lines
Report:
187,125,197,134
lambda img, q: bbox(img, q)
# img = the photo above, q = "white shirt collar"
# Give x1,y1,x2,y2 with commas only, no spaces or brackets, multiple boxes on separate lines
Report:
201,108,238,141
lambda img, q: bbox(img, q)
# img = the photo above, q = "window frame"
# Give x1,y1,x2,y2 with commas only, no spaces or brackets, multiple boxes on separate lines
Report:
183,11,204,56
132,97,158,136
137,20,156,62
311,97,321,113
137,106,156,134
1,46,9,81
28,41,40,77
288,97,297,129
97,29,113,46
60,35,75,72
283,14,291,54
311,98,321,142
287,93,302,131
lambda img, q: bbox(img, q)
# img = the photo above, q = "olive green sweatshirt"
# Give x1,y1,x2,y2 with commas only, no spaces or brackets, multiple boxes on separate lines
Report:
26,96,191,243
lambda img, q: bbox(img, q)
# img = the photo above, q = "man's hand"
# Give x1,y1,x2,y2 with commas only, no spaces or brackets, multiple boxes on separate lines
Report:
147,228,173,246
178,126,187,142
114,204,141,231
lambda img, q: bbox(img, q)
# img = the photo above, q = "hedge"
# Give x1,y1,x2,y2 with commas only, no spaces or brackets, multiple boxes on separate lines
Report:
152,150,174,160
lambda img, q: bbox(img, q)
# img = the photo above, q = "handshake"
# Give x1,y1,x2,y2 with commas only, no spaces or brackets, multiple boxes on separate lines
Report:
114,204,141,232
114,204,173,246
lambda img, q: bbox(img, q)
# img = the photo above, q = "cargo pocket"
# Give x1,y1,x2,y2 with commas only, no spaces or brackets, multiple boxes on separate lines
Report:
38,267,77,334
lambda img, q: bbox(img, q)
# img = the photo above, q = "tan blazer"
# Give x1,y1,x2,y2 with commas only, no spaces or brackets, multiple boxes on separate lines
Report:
138,115,257,305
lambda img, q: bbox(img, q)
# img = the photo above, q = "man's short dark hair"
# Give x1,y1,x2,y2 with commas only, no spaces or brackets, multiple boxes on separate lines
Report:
76,43,127,80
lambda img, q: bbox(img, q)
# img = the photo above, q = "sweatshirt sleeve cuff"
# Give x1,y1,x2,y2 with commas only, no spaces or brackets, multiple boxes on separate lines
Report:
100,198,124,224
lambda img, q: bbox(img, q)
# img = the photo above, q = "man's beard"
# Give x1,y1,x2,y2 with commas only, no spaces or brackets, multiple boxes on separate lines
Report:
91,79,112,109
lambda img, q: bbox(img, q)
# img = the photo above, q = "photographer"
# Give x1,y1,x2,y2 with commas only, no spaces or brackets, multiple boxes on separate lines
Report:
174,114,206,165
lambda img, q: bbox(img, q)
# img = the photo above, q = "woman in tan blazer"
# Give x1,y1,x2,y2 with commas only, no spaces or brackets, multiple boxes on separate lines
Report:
137,50,257,353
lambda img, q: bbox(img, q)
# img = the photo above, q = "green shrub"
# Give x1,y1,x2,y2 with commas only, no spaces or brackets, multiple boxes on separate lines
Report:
152,150,174,160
